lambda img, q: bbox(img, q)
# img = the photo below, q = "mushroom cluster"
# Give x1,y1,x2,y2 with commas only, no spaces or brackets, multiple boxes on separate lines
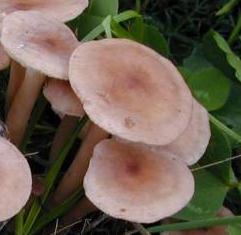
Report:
0,2,211,227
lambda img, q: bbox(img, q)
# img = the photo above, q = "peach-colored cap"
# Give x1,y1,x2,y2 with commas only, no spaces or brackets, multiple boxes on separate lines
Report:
1,11,79,79
43,79,84,117
84,139,194,223
152,99,210,165
0,0,88,22
0,43,10,70
0,137,32,221
69,39,193,145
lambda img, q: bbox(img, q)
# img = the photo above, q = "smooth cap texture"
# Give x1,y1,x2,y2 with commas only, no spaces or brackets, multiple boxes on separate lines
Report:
1,10,79,79
84,139,194,223
43,79,84,117
0,0,88,22
0,137,32,221
153,99,211,165
69,39,193,145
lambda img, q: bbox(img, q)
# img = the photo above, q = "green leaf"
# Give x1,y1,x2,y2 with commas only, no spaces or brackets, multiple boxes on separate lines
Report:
174,169,228,220
203,30,241,82
130,18,169,56
147,215,241,233
213,82,241,138
88,0,118,17
81,10,140,41
228,225,241,235
216,0,241,16
78,0,119,39
182,67,231,111
102,15,112,38
200,125,232,184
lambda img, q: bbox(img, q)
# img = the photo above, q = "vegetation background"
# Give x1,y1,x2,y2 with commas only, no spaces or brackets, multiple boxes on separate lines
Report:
2,0,241,234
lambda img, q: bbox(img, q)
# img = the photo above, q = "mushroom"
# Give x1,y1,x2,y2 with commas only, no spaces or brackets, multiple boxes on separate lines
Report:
1,10,79,146
84,139,194,223
150,99,210,165
69,38,193,146
43,79,85,160
0,137,32,221
52,123,108,205
0,0,88,112
0,0,88,22
162,207,233,235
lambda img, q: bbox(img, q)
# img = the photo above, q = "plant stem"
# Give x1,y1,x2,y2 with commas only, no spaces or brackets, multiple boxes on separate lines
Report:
209,114,241,143
23,115,88,235
15,210,24,235
147,215,241,233
228,12,241,45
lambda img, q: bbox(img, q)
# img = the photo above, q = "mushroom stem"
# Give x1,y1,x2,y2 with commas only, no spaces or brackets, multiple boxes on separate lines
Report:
52,124,108,205
61,197,97,226
5,61,25,114
6,68,45,146
50,115,79,162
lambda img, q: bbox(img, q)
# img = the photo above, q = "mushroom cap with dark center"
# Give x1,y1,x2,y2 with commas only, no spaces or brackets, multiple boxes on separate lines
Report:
0,0,88,22
84,139,194,223
43,79,84,117
0,137,32,221
1,10,79,79
152,99,210,165
69,39,193,145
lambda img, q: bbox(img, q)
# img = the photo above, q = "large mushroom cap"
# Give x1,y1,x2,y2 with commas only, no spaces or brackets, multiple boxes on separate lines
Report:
153,99,210,165
43,79,84,117
0,137,32,221
0,0,88,22
1,10,79,79
84,139,194,223
69,39,193,145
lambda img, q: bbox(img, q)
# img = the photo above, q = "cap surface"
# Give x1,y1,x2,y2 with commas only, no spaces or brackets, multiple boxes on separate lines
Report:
1,10,79,79
0,0,88,22
69,39,193,145
153,99,210,165
0,137,32,221
84,139,194,223
43,79,84,117
0,43,10,70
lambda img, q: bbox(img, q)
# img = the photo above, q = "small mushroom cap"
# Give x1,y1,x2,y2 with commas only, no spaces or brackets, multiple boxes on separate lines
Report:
0,138,32,221
0,0,88,22
0,43,10,70
84,139,194,223
1,10,79,79
69,39,193,145
43,79,84,117
152,99,210,165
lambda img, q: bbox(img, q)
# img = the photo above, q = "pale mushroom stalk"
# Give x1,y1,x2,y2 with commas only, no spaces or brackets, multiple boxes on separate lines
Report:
61,197,97,228
50,116,79,161
6,68,45,146
52,123,108,205
43,79,85,161
1,11,80,146
5,61,25,113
